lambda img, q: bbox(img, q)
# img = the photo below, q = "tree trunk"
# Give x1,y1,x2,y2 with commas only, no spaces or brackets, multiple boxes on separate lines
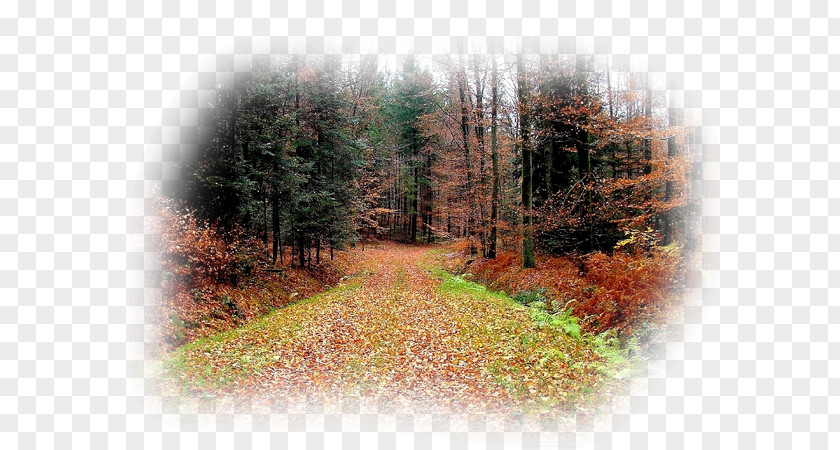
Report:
262,187,269,252
271,193,280,265
576,56,592,252
518,55,535,268
298,236,305,269
607,70,618,181
458,64,476,256
473,60,488,256
411,163,418,242
644,78,653,214
576,56,591,178
664,99,680,245
489,57,500,259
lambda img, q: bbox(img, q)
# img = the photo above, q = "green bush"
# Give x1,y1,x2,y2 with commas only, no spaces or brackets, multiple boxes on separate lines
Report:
527,300,581,339
512,288,548,306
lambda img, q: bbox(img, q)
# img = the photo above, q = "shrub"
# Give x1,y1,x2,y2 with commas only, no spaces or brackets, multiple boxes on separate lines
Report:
575,245,681,335
528,301,581,339
511,289,548,306
159,198,240,290
153,197,355,354
464,243,682,338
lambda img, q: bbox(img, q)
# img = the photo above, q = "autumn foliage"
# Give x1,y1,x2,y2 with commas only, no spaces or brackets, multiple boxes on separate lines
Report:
159,198,247,289
163,244,621,419
464,244,682,338
156,54,698,418
154,198,352,353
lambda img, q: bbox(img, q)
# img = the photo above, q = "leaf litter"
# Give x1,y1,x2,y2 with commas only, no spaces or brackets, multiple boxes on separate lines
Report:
160,242,629,428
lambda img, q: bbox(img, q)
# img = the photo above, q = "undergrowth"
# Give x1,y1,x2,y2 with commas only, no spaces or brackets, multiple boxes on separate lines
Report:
430,263,643,411
527,300,644,381
464,244,683,340
154,198,359,354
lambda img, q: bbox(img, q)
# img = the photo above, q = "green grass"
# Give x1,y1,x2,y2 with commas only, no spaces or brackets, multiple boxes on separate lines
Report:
425,250,644,409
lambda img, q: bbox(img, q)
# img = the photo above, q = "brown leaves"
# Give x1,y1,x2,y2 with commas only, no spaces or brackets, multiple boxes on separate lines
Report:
162,243,620,421
465,245,680,336
152,197,363,354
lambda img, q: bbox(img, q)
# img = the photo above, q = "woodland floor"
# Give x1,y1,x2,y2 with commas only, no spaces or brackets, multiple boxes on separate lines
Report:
160,243,630,425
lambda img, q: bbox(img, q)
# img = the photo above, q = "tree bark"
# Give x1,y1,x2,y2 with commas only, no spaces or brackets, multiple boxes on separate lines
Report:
664,98,680,245
644,77,653,215
473,59,488,256
411,163,418,242
518,55,535,268
576,56,592,252
458,63,476,256
489,57,500,259
297,236,305,269
271,154,281,265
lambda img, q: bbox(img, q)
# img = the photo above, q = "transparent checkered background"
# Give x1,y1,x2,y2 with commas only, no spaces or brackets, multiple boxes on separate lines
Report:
1,0,836,448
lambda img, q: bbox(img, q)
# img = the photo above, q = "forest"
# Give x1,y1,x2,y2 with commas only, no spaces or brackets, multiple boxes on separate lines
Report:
157,53,698,417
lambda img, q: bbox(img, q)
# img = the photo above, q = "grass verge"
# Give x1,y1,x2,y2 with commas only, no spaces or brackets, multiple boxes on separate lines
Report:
424,249,643,413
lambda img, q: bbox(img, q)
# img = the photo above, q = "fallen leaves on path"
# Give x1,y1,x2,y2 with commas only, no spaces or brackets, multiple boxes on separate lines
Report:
161,243,619,424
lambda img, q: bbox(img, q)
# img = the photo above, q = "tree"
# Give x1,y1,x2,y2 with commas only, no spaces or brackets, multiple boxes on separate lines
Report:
167,54,693,272
382,56,437,243
517,55,535,268
488,56,501,259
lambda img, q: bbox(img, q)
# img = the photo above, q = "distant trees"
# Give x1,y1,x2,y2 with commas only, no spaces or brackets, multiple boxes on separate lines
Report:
382,56,437,243
167,54,694,270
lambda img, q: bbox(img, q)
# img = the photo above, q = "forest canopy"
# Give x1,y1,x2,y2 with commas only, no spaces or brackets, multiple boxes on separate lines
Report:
164,53,698,269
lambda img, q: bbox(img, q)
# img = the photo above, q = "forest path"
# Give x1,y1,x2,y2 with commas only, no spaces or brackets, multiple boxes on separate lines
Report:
163,242,611,417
